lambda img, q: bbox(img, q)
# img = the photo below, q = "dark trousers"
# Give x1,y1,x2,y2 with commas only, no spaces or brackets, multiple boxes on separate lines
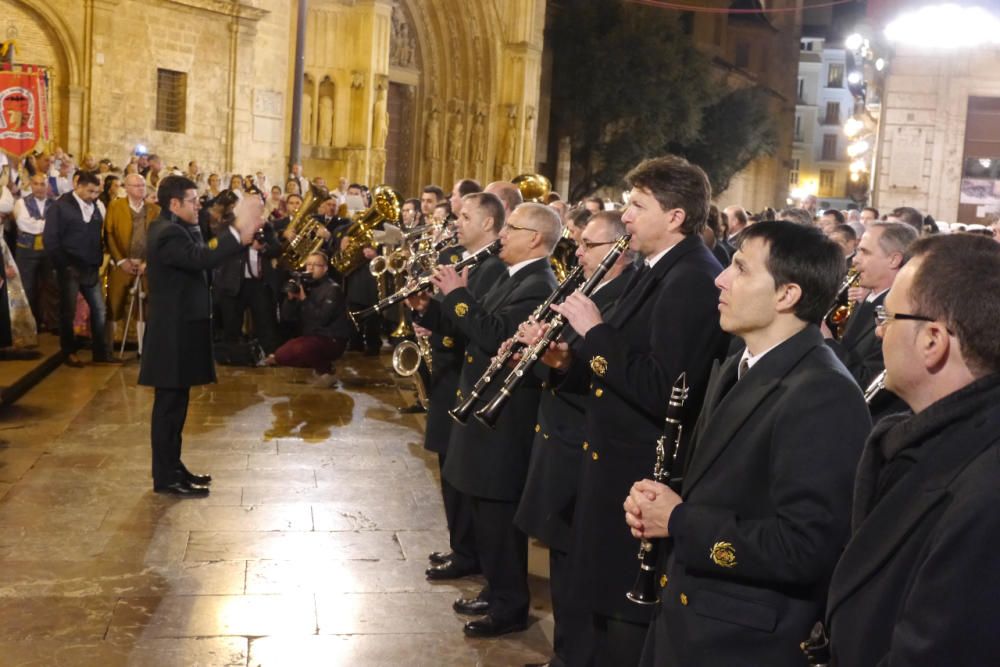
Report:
551,547,594,667
592,613,648,667
348,301,381,351
437,451,478,571
13,243,51,325
219,278,281,354
471,495,529,621
273,335,347,374
55,265,109,359
151,387,190,487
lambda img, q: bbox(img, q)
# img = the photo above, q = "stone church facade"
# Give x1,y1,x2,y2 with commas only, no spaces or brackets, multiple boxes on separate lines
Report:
6,0,546,195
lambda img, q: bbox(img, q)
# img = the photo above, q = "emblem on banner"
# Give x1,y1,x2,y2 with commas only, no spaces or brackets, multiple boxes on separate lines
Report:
0,66,50,158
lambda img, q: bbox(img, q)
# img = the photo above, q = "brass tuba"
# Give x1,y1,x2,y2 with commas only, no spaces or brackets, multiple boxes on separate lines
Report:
513,173,552,203
331,185,402,276
513,173,576,281
279,184,331,271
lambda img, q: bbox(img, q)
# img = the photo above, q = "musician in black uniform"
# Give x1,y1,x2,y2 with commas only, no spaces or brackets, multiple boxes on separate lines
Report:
410,203,561,638
330,214,381,354
412,192,507,580
826,234,1000,667
538,156,728,666
515,210,635,667
138,176,262,496
624,221,872,666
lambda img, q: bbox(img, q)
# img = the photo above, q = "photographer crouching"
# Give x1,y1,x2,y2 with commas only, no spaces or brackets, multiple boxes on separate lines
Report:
261,251,352,387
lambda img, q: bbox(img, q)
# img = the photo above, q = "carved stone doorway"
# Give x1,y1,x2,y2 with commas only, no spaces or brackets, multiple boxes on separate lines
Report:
385,82,414,193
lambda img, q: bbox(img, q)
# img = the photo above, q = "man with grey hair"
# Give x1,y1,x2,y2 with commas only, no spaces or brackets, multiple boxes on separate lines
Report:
409,202,559,638
824,221,918,400
105,173,160,335
779,206,816,226
485,180,524,217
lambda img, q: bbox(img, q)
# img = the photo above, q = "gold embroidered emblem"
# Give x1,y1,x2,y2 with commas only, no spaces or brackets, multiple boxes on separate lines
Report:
660,574,668,588
450,254,460,264
590,355,608,377
455,303,469,317
679,593,689,606
535,424,541,433
208,237,219,249
442,336,454,348
710,541,738,568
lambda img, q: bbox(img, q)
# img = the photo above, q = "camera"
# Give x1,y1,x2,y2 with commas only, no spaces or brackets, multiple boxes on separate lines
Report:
253,227,267,244
283,270,314,296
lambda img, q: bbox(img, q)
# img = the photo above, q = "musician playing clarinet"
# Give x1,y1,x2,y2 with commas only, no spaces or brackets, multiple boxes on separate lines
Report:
407,202,560,638
534,156,728,666
624,221,872,667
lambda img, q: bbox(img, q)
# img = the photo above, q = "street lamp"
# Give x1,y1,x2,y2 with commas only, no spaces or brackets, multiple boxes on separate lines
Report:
885,4,1000,48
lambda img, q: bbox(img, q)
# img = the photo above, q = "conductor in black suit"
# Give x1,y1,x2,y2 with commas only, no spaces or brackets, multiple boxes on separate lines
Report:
538,156,728,666
138,176,263,497
826,234,1000,667
625,221,872,667
514,210,635,667
410,202,561,638
413,192,507,581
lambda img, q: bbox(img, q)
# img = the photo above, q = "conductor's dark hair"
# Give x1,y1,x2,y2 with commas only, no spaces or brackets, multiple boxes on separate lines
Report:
158,175,198,209
76,171,100,188
738,220,845,325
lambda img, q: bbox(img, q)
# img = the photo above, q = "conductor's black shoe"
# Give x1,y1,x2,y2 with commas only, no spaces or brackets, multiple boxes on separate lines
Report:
178,467,212,486
427,551,452,565
154,481,210,497
398,403,426,414
426,561,480,580
453,597,491,616
463,614,527,638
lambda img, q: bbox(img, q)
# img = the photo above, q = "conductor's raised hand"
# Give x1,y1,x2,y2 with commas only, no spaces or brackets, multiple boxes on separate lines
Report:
233,196,265,245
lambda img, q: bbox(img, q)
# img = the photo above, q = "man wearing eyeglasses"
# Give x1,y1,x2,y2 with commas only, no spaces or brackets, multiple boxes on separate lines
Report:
624,221,871,667
826,233,1000,667
514,210,635,667
822,222,917,414
535,156,729,666
139,176,263,497
408,202,560,638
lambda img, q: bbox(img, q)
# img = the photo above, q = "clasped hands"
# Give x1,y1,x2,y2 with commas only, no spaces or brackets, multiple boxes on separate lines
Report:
233,196,265,244
623,479,683,540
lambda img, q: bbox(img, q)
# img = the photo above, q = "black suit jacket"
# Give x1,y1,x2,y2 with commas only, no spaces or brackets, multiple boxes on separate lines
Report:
826,381,1000,667
642,326,871,667
42,192,104,269
826,292,885,389
138,215,244,388
514,266,633,551
434,257,558,501
564,234,728,624
213,223,281,298
419,248,507,453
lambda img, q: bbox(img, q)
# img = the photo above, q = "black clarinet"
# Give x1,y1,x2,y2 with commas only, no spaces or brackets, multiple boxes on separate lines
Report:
474,234,631,428
448,263,585,424
350,239,501,321
626,372,689,605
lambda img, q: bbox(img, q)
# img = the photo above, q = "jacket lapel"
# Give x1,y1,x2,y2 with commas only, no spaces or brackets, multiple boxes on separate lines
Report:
682,327,822,495
826,408,1000,617
607,235,703,327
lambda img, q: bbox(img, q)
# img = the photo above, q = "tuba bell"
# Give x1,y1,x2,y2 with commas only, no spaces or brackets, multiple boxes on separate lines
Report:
513,173,576,280
279,184,331,271
331,185,402,276
513,173,552,203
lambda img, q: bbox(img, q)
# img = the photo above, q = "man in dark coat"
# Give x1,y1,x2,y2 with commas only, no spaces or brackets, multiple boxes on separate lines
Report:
42,171,112,366
539,156,728,666
412,192,506,581
514,210,634,667
625,221,871,667
411,202,561,638
826,234,1000,667
138,176,262,496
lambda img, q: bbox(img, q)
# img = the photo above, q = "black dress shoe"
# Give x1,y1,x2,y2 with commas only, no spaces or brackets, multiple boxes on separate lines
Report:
428,551,452,565
154,481,210,497
178,465,212,485
398,403,427,414
65,353,84,368
426,561,480,580
463,614,527,638
453,597,491,616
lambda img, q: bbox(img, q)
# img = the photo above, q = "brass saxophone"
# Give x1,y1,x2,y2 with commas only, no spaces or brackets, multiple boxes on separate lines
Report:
331,185,401,276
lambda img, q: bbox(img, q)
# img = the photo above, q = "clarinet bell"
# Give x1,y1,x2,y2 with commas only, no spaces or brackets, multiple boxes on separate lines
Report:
472,390,505,430
449,391,479,424
625,562,660,606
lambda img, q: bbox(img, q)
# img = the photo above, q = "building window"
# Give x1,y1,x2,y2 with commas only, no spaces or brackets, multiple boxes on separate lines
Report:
794,115,803,141
800,39,812,52
789,159,800,185
819,169,836,196
827,64,844,88
735,42,751,68
797,78,805,103
821,134,838,161
824,101,840,125
155,69,187,134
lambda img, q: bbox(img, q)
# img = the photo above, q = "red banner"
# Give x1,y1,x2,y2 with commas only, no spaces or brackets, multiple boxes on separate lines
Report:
0,66,49,158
